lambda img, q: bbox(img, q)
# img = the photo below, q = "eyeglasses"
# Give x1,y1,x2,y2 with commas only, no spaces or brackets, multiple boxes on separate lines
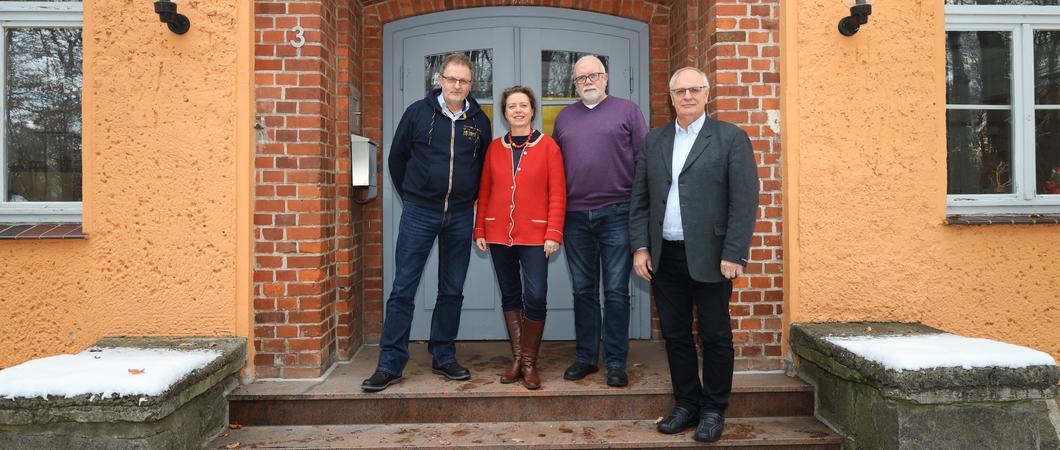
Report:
670,86,708,97
572,72,606,85
439,74,472,87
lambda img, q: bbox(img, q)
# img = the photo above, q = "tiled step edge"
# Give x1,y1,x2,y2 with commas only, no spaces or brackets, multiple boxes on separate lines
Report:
210,417,843,449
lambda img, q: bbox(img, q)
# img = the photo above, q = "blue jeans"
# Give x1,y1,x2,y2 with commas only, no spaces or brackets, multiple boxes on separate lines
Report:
564,202,632,370
376,202,474,376
489,244,549,322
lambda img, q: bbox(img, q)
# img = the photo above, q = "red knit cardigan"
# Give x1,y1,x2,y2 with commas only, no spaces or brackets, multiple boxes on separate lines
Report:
474,132,566,246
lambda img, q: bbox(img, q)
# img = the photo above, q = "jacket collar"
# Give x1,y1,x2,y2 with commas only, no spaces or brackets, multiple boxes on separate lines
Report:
427,88,483,119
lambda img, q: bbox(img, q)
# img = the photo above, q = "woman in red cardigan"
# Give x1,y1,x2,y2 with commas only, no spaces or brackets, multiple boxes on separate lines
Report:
474,86,566,390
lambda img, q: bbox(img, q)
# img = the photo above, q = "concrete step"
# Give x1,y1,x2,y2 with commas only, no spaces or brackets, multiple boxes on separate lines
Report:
230,342,814,426
210,417,843,449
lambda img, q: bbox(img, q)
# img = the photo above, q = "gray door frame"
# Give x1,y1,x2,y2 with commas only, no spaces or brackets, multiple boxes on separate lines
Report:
382,6,652,340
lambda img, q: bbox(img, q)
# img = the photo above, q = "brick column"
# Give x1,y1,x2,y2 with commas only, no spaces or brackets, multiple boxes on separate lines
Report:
702,0,784,370
253,0,349,378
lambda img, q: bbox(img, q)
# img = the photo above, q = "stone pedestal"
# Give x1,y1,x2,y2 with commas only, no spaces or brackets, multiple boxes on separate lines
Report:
790,322,1060,450
0,337,245,450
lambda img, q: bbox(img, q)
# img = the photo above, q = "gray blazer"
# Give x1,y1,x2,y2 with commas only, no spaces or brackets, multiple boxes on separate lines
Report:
629,116,759,283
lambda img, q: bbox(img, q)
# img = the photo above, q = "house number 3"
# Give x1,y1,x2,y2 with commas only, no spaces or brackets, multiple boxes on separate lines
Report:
289,26,306,49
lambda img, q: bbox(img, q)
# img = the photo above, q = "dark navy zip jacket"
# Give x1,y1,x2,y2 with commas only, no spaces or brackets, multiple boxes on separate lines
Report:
388,88,492,212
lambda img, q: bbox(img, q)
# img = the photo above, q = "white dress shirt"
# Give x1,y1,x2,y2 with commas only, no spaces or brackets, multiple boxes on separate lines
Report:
437,94,469,121
662,113,706,241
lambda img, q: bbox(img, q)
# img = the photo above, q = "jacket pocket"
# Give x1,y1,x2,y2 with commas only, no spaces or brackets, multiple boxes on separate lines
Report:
484,217,496,221
530,219,547,223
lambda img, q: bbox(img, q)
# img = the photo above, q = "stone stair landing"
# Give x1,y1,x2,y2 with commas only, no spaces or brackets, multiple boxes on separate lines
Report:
211,341,841,449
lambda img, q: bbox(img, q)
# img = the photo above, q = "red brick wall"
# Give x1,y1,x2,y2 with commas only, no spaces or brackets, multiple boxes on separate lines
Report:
252,0,784,377
253,0,361,378
701,0,783,370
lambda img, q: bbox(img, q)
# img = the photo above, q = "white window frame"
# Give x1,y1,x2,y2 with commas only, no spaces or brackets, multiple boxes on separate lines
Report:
0,1,83,223
945,5,1060,215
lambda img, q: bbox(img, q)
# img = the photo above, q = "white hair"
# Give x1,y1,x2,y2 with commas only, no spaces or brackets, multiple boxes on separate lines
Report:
668,67,709,90
574,55,607,74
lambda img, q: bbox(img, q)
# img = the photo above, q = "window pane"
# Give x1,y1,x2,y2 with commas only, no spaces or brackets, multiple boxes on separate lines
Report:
1034,30,1060,105
541,105,563,136
945,0,1059,5
946,31,1011,105
5,27,83,203
947,109,1013,194
424,49,493,101
540,51,608,99
1037,110,1060,194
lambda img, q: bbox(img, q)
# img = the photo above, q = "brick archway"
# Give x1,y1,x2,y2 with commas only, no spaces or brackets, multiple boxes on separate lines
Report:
253,0,782,378
357,0,675,346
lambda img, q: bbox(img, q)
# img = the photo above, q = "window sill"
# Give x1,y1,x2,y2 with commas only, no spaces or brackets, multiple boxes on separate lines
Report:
0,223,86,239
945,214,1060,225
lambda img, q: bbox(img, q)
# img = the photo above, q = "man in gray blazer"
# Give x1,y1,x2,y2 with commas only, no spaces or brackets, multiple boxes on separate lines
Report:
629,67,759,443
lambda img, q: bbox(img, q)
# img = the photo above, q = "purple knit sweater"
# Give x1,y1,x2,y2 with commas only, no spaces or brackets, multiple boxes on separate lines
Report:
552,95,648,212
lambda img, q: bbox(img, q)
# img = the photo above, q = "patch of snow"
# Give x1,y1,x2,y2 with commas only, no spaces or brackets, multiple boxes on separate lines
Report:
0,347,222,400
825,333,1057,372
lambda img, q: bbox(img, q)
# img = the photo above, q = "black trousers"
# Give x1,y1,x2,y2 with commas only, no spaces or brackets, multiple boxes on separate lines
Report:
653,240,734,413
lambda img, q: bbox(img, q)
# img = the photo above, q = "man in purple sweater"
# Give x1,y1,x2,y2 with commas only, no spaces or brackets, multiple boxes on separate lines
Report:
552,55,648,387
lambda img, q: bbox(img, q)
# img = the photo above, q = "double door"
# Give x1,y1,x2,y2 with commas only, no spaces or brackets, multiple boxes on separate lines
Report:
382,7,651,340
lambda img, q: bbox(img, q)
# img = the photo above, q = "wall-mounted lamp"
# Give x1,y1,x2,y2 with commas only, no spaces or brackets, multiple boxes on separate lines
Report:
838,0,872,37
154,0,191,35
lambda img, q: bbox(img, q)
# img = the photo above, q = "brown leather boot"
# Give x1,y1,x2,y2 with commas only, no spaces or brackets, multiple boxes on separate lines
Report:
520,318,546,390
500,309,523,384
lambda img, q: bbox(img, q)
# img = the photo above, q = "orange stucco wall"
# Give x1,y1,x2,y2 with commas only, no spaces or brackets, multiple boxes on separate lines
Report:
0,0,254,369
781,1,1060,363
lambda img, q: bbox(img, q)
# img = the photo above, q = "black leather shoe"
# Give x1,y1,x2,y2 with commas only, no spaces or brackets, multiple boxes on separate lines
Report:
606,367,628,387
562,362,598,380
694,411,725,442
656,405,699,434
361,371,402,392
431,361,471,380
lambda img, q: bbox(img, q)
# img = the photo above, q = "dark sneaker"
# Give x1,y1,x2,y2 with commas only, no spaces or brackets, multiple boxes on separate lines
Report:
656,405,699,434
361,371,401,392
694,411,725,443
431,361,471,380
562,362,598,380
606,367,628,387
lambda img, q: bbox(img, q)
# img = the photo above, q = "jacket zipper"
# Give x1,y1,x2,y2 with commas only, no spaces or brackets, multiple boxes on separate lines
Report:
443,120,456,212
507,139,525,245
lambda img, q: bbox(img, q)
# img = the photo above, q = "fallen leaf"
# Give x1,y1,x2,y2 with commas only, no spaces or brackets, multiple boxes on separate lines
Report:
220,432,229,438
228,423,242,430
633,363,643,368
225,443,240,449
511,438,524,443
653,416,664,424
178,342,195,347
128,369,145,375
88,348,102,352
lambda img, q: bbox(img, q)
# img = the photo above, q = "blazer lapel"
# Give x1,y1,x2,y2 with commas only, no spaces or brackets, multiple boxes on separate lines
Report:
660,125,677,178
679,118,713,175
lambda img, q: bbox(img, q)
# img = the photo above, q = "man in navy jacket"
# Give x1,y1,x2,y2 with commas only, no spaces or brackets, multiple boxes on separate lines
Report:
363,53,492,392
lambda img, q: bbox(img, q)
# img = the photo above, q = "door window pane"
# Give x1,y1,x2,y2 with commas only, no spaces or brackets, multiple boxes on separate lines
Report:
424,49,493,101
1036,110,1060,194
1034,30,1060,105
540,51,608,99
947,109,1013,194
541,105,563,136
5,27,83,203
946,31,1011,106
